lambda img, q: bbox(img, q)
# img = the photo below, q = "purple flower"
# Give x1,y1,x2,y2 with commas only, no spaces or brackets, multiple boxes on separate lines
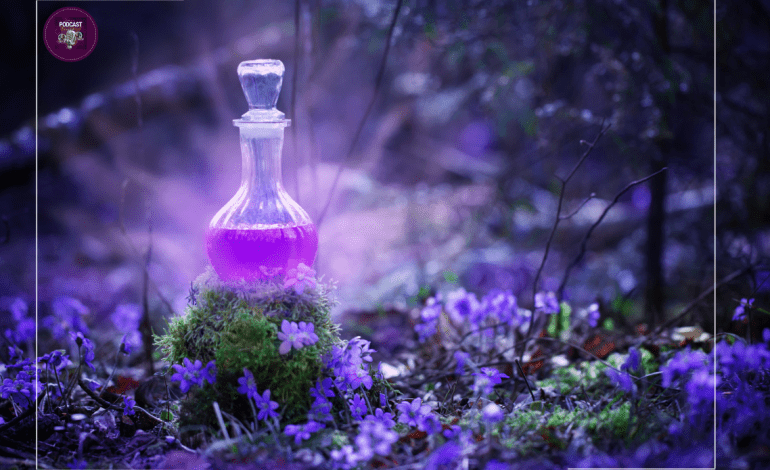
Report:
45,296,90,340
486,460,509,470
764,328,770,344
349,394,367,420
660,348,710,388
237,367,258,399
481,403,504,423
425,442,461,470
396,397,432,428
472,367,509,396
309,397,333,422
71,332,96,371
119,334,132,356
170,358,204,393
686,369,718,427
415,320,438,343
345,367,373,391
379,392,387,409
365,408,395,428
254,389,279,421
420,412,443,434
733,298,754,321
587,303,601,328
621,347,641,373
297,321,319,346
310,377,335,401
277,320,305,354
331,445,358,468
283,263,317,294
443,424,462,439
38,350,69,370
123,396,136,415
200,361,216,385
358,419,398,456
605,368,636,393
445,288,481,325
454,351,470,375
535,291,560,315
4,299,34,344
481,289,518,326
421,296,443,322
284,420,324,445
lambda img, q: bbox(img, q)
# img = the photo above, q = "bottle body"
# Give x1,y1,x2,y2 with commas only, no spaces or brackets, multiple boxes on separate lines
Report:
206,122,317,282
205,223,318,281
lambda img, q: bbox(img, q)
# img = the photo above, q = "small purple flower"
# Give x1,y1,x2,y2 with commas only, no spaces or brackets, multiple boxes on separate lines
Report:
481,290,518,326
587,303,601,328
415,320,438,343
254,389,280,421
47,296,90,340
764,328,770,344
310,377,335,401
284,420,324,445
309,397,333,422
359,419,398,456
365,408,395,428
420,412,443,434
425,442,461,470
170,358,204,393
331,445,358,468
733,298,754,321
535,291,560,315
297,321,319,346
472,367,509,396
379,392,387,409
481,403,504,423
283,263,317,294
486,460,509,470
396,397,432,428
349,394,367,420
445,288,481,325
443,424,462,439
119,334,132,356
454,351,470,375
605,368,636,393
621,347,641,373
345,367,373,391
123,396,136,415
277,320,305,355
660,348,709,388
238,368,258,399
71,332,96,371
200,361,216,385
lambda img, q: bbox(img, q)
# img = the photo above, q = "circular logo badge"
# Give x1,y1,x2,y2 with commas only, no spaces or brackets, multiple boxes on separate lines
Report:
43,7,98,62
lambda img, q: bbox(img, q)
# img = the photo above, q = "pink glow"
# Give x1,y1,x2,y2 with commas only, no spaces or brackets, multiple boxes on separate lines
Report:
205,224,318,282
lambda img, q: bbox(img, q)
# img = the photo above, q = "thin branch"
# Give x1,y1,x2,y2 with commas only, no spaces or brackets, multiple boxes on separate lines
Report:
557,166,668,298
522,122,610,361
651,267,751,336
559,193,597,220
315,0,404,228
532,122,609,298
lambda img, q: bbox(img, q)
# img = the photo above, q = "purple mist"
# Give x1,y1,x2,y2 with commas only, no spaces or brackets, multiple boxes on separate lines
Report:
206,223,318,282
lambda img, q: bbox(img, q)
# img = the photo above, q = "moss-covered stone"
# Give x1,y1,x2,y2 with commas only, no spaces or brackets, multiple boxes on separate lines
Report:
155,268,342,429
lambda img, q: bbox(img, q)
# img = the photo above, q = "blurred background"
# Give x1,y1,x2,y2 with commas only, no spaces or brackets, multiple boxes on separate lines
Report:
1,1,767,353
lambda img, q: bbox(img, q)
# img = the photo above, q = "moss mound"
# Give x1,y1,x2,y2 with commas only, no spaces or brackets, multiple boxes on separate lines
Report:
155,268,341,428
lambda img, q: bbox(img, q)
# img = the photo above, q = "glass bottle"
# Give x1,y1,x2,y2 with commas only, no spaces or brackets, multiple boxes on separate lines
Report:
205,59,318,282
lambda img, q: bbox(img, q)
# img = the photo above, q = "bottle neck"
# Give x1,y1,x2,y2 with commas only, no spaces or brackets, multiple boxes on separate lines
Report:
238,123,286,195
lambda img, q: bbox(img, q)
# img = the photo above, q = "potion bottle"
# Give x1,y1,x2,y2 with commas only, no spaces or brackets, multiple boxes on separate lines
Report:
206,59,318,282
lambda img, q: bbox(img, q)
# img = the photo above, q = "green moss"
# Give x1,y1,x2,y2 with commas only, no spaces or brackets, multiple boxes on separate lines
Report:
155,268,341,429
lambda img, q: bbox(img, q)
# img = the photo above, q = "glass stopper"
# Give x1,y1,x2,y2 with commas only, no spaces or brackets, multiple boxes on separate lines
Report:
237,60,286,122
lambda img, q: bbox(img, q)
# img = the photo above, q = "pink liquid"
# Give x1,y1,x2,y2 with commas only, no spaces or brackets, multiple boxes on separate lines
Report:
205,224,318,282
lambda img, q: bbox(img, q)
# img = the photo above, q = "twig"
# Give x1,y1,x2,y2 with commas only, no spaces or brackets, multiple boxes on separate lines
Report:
0,388,45,435
515,359,536,401
556,167,668,298
316,0,404,228
559,193,596,220
651,266,752,336
523,122,610,361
